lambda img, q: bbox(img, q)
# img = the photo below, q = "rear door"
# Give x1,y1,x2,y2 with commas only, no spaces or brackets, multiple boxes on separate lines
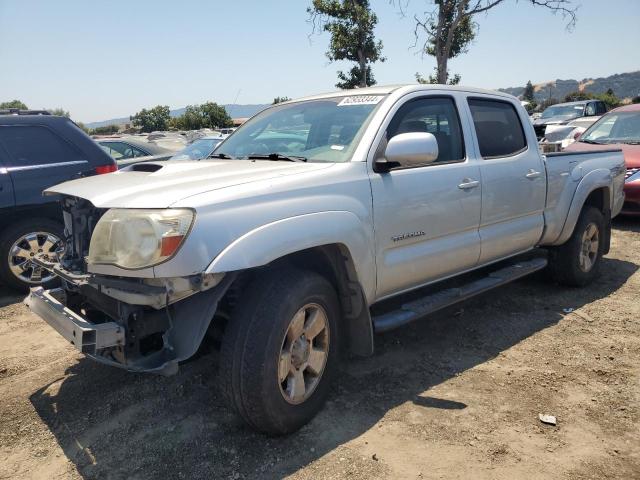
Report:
0,125,90,206
466,97,546,264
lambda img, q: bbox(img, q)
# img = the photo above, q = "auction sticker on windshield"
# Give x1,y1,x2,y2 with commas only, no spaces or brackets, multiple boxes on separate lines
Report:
338,95,384,106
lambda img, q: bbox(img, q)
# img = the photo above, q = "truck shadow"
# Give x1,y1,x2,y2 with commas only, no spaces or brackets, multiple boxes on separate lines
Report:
29,256,637,479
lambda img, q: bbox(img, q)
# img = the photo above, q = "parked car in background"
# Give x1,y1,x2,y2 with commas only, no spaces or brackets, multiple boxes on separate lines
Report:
533,100,607,140
25,85,624,435
97,137,174,166
0,110,116,290
540,115,601,150
565,103,640,215
170,135,227,160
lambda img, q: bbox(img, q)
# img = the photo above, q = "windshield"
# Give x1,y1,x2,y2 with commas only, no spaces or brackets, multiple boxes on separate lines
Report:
541,104,585,120
580,111,640,144
170,138,223,160
215,95,386,162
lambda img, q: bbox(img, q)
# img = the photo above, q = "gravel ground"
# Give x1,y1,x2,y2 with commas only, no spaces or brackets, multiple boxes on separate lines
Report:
0,219,639,480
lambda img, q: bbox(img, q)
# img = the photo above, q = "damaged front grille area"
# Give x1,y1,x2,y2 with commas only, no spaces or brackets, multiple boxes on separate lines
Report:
59,196,106,274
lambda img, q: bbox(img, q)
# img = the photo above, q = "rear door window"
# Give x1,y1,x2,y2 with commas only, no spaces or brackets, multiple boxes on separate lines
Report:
0,125,85,167
468,99,527,158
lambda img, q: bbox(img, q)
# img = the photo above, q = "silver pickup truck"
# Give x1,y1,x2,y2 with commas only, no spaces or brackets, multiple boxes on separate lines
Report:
26,85,625,435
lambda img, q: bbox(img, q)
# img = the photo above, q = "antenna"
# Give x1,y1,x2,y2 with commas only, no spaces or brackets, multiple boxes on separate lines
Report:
233,89,241,105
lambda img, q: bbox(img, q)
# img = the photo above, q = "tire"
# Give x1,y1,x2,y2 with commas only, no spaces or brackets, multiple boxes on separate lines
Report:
219,267,340,435
547,206,605,287
0,218,64,292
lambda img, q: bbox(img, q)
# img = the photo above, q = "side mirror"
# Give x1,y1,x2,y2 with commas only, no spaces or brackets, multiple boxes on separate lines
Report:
374,132,439,173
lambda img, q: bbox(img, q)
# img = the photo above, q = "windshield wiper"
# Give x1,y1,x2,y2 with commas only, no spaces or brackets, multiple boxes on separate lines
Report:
580,139,605,145
209,152,234,159
246,153,307,162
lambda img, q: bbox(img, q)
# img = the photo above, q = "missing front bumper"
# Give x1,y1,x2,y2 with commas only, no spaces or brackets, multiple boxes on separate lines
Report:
25,287,124,354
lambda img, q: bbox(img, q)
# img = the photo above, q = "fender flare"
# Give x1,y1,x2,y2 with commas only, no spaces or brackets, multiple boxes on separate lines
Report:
554,168,611,246
206,210,376,300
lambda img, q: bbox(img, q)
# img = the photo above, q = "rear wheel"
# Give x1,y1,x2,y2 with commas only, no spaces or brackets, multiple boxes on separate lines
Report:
219,267,340,435
547,206,605,287
0,218,64,292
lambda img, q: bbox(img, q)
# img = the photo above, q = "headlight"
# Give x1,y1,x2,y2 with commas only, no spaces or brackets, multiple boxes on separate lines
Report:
88,209,194,269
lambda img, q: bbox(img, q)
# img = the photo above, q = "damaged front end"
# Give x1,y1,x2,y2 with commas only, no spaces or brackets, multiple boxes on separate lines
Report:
25,196,232,375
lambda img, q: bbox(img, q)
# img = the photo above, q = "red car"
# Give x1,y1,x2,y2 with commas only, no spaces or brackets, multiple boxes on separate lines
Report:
565,103,640,215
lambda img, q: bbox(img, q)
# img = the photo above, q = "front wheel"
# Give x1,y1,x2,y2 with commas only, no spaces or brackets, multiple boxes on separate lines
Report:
219,267,340,435
547,206,605,287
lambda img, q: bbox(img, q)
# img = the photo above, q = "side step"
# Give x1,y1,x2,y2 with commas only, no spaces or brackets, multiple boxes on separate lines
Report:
372,257,548,333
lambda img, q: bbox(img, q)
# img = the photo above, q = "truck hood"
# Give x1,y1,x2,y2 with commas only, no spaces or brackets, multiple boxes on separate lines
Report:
46,160,334,208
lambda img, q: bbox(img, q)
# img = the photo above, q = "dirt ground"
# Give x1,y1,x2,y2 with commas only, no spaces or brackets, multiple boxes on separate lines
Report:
0,219,639,480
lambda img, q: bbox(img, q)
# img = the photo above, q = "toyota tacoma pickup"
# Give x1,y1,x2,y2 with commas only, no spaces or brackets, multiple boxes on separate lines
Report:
25,85,625,435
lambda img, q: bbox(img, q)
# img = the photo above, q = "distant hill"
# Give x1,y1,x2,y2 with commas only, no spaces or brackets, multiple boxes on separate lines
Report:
499,71,640,102
85,103,269,129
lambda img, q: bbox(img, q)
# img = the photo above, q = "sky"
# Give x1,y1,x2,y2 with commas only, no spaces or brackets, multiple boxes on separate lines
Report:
0,0,638,123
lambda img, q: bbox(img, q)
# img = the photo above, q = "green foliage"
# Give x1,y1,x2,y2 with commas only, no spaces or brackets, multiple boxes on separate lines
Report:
0,100,28,110
171,102,233,130
272,96,291,104
632,96,640,104
414,0,577,85
90,124,120,135
46,108,70,117
523,81,535,102
563,90,621,110
415,70,460,85
308,0,384,89
75,121,89,134
130,105,171,133
522,81,537,112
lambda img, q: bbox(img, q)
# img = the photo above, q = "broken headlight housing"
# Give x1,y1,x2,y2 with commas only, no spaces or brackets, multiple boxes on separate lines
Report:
88,209,194,269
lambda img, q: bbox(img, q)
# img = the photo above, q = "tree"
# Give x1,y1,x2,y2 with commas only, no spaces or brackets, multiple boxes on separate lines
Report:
46,108,70,117
523,80,535,102
200,102,233,129
308,0,384,89
632,96,640,105
130,105,171,133
521,80,537,112
412,0,577,84
90,124,120,135
0,100,28,110
272,96,291,104
172,103,233,130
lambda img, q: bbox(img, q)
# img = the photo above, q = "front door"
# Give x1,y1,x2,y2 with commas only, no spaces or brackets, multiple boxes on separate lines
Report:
370,94,482,300
466,97,546,264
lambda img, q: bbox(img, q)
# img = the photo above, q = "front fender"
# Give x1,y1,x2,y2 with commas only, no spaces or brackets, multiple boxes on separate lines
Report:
554,168,611,246
206,211,376,302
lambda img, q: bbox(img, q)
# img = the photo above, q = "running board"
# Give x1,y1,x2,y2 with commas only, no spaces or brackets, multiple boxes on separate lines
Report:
372,257,547,333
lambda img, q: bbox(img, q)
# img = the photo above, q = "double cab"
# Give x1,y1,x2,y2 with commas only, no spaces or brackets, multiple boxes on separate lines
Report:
26,85,625,434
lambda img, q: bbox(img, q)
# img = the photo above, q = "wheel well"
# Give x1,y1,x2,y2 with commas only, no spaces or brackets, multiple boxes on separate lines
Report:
217,244,373,357
583,187,611,254
584,187,610,213
0,204,63,230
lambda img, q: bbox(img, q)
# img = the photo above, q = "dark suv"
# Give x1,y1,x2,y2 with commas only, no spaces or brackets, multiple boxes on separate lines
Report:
0,110,116,290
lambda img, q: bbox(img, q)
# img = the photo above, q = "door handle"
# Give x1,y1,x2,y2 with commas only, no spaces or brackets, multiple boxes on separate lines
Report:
525,169,542,179
458,178,480,190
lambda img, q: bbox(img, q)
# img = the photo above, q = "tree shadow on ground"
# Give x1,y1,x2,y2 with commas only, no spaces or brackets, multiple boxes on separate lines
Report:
29,256,637,479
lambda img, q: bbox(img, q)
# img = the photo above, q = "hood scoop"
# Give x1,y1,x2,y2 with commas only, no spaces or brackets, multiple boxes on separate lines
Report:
126,162,164,173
